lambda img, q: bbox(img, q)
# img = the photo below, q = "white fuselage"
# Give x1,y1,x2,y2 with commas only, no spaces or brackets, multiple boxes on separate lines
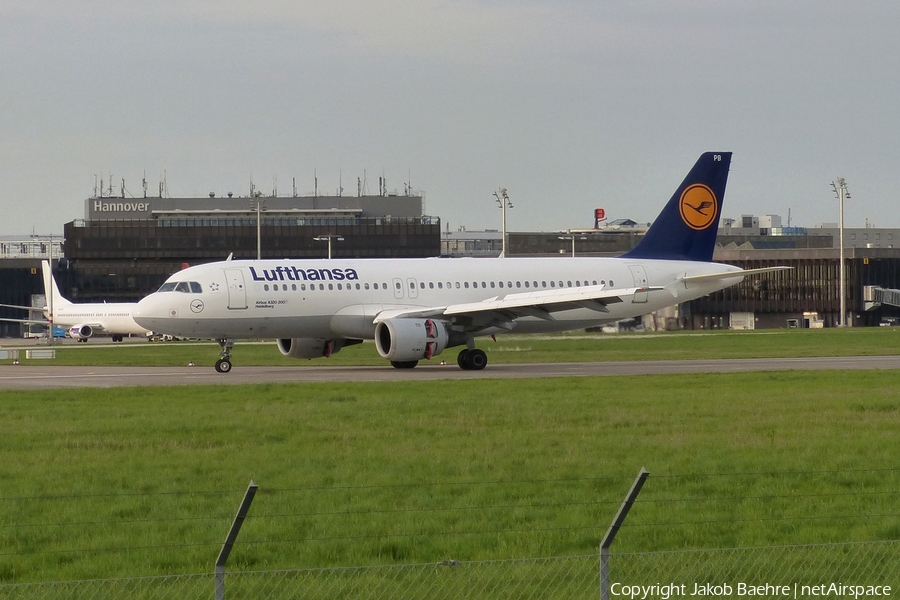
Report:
47,303,148,335
133,256,742,340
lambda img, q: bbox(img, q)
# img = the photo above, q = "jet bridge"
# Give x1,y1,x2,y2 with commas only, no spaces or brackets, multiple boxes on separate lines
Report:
863,285,900,311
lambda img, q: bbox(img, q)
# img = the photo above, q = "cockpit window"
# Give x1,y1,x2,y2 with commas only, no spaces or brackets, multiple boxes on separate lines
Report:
158,281,203,293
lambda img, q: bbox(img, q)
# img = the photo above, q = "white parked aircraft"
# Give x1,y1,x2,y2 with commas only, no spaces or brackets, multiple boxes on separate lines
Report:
133,152,786,372
40,261,150,341
0,261,150,342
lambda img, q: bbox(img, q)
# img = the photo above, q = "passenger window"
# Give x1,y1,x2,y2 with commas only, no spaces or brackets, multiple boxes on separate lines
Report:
541,281,547,288
499,281,504,288
420,282,425,289
319,284,325,290
292,284,297,291
264,284,269,291
328,284,334,290
490,281,495,288
524,281,530,288
481,282,486,288
429,282,434,289
365,283,370,290
438,282,443,289
356,283,361,290
337,283,342,290
301,284,307,291
464,282,469,289
516,281,521,288
567,281,572,287
609,280,614,287
550,281,556,288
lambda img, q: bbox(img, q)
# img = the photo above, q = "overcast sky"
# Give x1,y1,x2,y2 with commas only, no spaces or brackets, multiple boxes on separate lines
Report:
2,1,897,237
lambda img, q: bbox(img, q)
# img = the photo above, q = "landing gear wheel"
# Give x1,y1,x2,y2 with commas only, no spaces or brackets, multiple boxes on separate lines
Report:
466,349,488,370
390,360,419,369
457,348,487,370
215,338,235,373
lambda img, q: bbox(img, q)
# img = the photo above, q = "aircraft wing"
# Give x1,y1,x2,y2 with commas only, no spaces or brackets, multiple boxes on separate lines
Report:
0,302,44,311
0,317,49,325
0,303,46,325
374,284,657,329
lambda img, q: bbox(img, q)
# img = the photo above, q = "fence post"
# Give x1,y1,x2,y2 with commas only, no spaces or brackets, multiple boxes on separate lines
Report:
599,468,649,600
215,480,258,600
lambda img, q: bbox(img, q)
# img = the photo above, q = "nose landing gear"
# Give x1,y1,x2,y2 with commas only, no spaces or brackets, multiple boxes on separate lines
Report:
215,338,235,373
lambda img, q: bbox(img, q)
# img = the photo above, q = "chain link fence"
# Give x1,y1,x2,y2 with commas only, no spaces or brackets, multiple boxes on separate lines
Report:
1,542,898,599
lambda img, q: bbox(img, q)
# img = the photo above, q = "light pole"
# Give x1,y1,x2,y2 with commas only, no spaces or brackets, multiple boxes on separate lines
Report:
831,178,850,327
493,188,513,257
250,196,266,260
558,232,587,257
314,235,344,259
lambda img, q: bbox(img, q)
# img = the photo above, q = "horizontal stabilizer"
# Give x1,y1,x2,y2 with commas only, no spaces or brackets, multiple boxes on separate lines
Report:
680,266,791,285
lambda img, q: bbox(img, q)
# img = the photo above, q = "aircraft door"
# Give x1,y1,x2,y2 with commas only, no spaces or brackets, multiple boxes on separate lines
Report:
629,265,649,304
406,278,419,299
224,268,248,309
392,278,404,300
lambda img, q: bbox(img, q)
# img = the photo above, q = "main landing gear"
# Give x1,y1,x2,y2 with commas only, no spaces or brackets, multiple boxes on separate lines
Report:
215,338,234,373
388,347,488,371
456,348,487,371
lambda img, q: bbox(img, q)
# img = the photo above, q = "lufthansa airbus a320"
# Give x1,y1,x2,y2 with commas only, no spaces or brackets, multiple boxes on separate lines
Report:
133,153,786,372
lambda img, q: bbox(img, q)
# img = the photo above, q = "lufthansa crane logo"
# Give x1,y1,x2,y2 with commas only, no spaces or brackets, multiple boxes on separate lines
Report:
678,184,718,231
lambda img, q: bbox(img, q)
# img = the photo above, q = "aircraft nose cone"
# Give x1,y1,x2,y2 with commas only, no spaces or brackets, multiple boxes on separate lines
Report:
133,295,166,329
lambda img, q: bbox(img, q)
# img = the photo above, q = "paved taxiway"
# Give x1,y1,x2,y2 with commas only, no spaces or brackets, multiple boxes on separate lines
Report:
3,355,900,389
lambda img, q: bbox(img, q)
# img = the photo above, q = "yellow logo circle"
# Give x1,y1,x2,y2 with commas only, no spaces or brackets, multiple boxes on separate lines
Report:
678,184,718,231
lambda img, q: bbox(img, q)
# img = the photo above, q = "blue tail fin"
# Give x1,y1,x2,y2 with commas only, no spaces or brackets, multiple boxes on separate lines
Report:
622,152,731,262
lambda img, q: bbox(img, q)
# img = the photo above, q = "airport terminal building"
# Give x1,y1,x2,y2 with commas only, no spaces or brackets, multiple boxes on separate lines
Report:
58,192,440,303
4,190,900,336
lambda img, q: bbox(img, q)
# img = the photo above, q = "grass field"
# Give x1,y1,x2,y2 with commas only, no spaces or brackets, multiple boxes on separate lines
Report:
2,327,900,583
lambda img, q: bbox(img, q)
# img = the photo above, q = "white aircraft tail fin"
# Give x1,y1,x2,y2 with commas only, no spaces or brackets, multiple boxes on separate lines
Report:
41,260,72,311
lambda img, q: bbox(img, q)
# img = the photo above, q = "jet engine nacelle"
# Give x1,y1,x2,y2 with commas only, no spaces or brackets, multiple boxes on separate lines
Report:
68,325,93,340
277,337,349,359
374,318,450,362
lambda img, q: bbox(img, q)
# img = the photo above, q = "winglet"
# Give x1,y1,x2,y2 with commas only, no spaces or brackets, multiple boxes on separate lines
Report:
622,152,732,262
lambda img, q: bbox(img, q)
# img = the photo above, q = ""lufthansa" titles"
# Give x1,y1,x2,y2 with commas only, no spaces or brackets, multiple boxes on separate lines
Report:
249,266,360,282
